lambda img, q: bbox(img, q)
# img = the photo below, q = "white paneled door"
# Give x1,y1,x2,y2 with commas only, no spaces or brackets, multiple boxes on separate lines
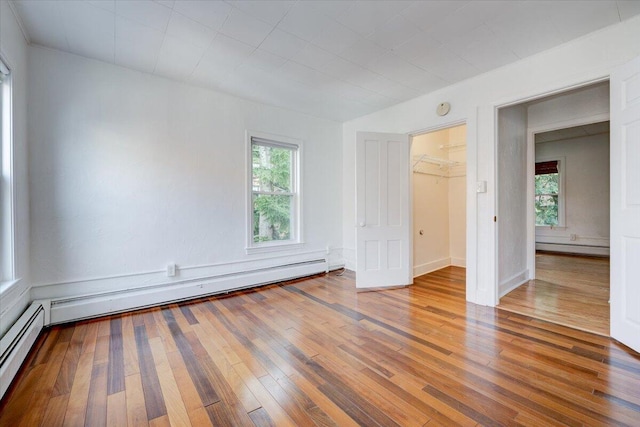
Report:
356,132,412,289
610,56,640,352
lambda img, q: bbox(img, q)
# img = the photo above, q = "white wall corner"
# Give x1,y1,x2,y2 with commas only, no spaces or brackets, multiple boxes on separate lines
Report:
327,247,345,271
413,258,452,278
342,247,356,271
450,257,466,267
499,269,530,298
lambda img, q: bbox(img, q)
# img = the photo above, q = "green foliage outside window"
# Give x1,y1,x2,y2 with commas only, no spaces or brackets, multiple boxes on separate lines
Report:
535,172,559,226
252,144,293,242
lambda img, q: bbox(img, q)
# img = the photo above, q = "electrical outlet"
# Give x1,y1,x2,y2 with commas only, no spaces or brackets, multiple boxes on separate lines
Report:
167,263,176,277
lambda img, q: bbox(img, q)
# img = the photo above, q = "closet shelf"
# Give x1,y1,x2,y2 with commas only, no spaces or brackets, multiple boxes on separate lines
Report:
412,154,466,179
412,154,461,168
413,170,466,178
439,142,466,150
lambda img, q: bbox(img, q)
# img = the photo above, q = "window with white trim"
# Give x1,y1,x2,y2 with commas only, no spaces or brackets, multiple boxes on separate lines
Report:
535,159,565,227
1,56,13,281
247,132,301,252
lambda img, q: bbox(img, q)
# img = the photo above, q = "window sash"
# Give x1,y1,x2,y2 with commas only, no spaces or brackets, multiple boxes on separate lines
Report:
251,140,295,194
252,191,295,196
534,158,563,227
249,134,300,249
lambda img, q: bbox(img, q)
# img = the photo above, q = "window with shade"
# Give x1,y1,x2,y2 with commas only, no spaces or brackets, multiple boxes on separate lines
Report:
535,160,563,226
247,131,302,253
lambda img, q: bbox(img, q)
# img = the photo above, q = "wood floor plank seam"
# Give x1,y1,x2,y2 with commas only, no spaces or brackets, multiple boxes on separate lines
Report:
133,324,167,421
2,267,639,426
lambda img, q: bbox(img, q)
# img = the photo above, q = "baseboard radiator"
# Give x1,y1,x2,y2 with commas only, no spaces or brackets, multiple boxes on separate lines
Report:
0,302,46,400
48,258,328,325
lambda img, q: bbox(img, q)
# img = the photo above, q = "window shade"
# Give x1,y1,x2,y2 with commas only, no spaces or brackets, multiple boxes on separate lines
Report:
535,160,558,175
251,136,298,150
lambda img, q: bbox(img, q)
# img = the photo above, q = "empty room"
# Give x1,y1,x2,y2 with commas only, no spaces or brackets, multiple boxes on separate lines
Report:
1,1,639,426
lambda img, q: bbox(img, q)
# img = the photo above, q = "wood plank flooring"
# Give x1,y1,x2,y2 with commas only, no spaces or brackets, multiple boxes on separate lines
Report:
2,267,639,426
499,253,610,336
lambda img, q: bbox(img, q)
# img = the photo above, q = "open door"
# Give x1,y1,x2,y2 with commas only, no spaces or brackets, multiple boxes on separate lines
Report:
356,132,412,289
610,56,640,352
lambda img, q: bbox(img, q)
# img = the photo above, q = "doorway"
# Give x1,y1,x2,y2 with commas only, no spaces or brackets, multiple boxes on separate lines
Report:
411,124,467,278
496,82,612,335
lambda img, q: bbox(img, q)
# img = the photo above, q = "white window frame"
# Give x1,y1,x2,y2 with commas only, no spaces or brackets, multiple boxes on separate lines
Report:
1,54,14,282
246,130,303,254
534,156,565,229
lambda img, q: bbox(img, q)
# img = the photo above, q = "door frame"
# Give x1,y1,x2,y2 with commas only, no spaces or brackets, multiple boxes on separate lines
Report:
492,76,611,306
408,119,468,283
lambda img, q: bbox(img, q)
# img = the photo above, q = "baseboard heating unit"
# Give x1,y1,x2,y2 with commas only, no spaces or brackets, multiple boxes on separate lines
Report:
0,302,46,400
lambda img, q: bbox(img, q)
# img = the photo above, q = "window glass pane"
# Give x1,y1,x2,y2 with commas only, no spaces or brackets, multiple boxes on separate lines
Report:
535,195,558,225
252,144,292,193
535,173,558,195
253,194,292,242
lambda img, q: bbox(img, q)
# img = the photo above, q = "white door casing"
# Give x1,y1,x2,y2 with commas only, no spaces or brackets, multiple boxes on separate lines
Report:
356,132,412,289
610,56,640,352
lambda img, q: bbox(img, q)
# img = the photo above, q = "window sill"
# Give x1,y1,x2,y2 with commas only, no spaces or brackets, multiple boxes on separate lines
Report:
535,225,566,230
0,278,22,295
246,242,304,255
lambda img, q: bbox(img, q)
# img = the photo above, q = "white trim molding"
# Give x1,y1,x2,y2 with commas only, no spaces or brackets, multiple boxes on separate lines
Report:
245,130,304,255
31,250,336,324
499,269,530,298
536,243,609,256
413,258,451,278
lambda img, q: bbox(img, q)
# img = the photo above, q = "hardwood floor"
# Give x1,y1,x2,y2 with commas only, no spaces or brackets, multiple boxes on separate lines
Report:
499,253,610,336
2,266,639,426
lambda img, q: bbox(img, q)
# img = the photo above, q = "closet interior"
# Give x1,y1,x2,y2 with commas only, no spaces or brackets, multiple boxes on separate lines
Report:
412,124,467,277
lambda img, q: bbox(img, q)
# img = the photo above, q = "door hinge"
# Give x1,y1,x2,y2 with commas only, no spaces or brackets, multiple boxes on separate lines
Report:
493,216,497,222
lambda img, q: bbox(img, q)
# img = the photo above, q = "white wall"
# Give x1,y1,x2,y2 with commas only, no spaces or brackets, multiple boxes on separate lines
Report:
497,105,528,296
527,82,609,130
412,129,450,275
28,47,343,319
343,15,640,305
535,133,610,251
0,1,30,337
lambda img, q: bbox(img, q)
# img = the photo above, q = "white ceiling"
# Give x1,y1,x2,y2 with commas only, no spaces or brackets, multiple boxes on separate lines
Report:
10,1,640,121
535,121,610,143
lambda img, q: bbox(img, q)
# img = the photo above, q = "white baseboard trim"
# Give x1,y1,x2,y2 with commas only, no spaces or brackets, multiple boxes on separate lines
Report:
536,243,609,256
413,258,451,278
48,258,328,325
450,257,466,268
0,302,46,400
499,269,530,298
